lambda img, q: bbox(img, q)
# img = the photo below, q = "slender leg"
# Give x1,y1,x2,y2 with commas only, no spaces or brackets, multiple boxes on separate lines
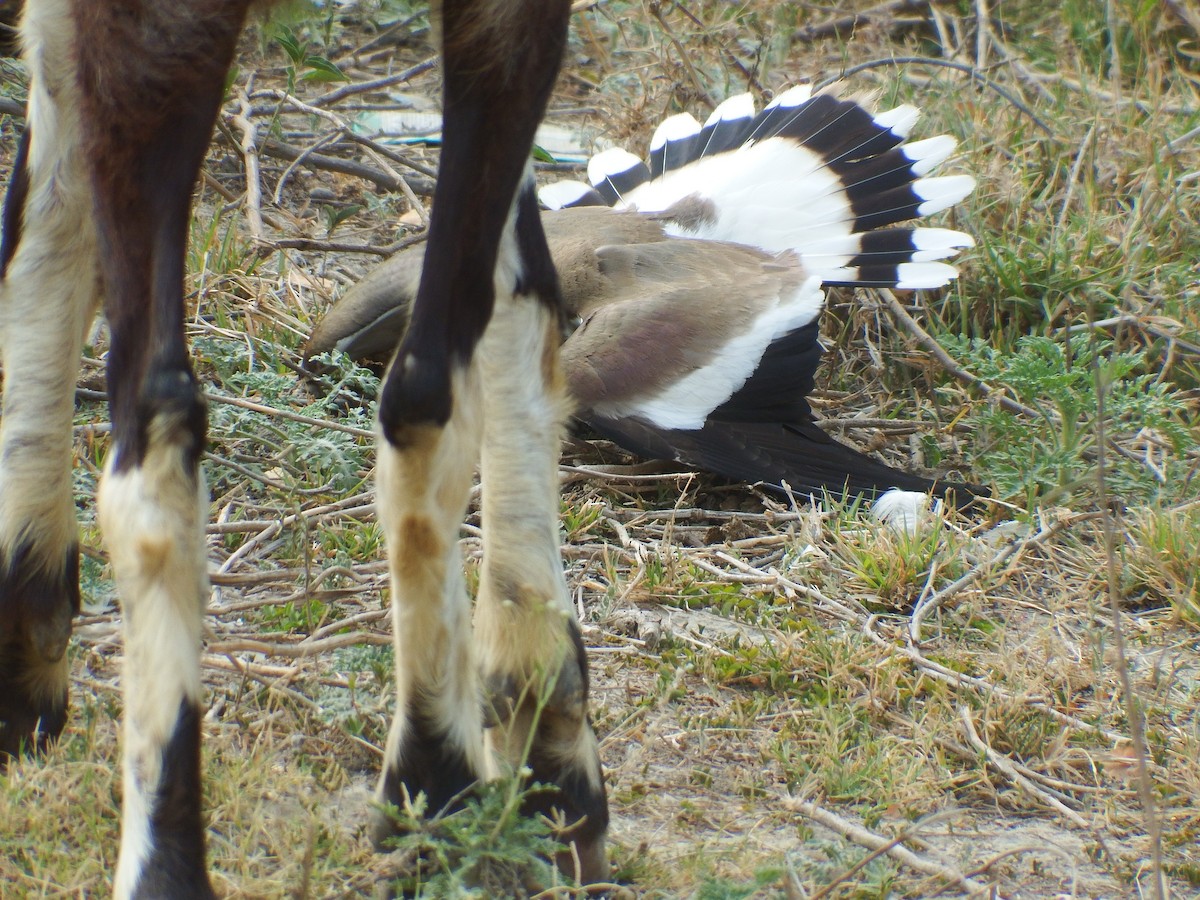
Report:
373,0,608,881
475,184,609,882
373,363,491,826
0,0,97,762
67,3,251,896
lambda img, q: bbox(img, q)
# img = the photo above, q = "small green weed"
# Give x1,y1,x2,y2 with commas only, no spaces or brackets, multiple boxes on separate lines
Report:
376,781,572,899
259,598,330,633
1124,506,1200,625
946,335,1191,505
823,510,965,612
695,867,787,900
273,24,348,88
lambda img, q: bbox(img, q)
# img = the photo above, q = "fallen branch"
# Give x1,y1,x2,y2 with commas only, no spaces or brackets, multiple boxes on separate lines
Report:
233,90,265,241
862,618,1131,745
793,0,950,44
260,136,436,196
910,509,1085,641
959,706,1113,858
784,798,998,897
207,631,390,659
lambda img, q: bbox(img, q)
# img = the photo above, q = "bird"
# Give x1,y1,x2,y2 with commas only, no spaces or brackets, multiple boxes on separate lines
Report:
304,84,986,520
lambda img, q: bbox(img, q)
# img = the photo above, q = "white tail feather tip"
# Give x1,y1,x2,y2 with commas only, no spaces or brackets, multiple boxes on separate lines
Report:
873,105,920,138
871,489,931,535
902,135,958,175
649,112,702,151
914,175,977,215
912,227,976,253
895,261,961,289
765,84,813,109
588,147,643,185
705,92,756,126
538,180,594,210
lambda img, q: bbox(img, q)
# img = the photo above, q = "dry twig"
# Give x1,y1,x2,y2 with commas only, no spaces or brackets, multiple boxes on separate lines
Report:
784,798,998,897
879,288,1047,420
959,707,1113,858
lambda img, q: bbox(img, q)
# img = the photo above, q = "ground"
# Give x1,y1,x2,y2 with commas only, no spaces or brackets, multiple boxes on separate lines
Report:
1,1,1199,898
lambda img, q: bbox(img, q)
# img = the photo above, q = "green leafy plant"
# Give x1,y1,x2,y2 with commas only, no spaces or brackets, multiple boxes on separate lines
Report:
376,780,572,898
945,335,1191,505
274,24,348,88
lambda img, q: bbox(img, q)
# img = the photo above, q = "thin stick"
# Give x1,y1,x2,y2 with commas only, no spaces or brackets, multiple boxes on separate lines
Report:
910,510,1080,642
272,131,342,207
207,631,390,658
306,57,437,108
879,288,1047,420
784,798,996,896
862,619,1131,744
793,0,948,44
358,143,429,227
1093,340,1166,899
233,90,265,241
815,56,1054,136
259,137,432,196
959,707,1112,856
268,233,425,257
1055,122,1096,235
200,171,288,232
209,393,374,438
74,387,373,438
647,4,719,110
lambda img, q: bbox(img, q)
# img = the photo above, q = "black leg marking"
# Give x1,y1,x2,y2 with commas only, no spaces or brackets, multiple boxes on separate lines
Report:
130,699,215,900
0,125,29,278
513,181,561,307
369,706,478,851
0,541,79,761
513,624,609,883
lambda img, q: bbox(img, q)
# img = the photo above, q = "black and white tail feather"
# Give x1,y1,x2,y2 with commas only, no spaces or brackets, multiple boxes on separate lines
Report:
540,84,976,292
541,86,983,527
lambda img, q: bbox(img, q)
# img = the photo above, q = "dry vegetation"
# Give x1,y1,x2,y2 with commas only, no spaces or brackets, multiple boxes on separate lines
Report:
2,0,1199,897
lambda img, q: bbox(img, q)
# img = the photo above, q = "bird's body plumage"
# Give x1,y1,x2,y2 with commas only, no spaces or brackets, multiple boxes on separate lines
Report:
305,86,984,509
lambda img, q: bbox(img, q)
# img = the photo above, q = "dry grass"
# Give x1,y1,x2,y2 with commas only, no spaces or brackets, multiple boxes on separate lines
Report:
2,0,1199,897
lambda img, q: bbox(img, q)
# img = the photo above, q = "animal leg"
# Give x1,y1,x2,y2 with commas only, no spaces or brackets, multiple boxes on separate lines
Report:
372,358,490,832
71,3,251,896
474,183,609,884
0,0,97,761
370,0,609,881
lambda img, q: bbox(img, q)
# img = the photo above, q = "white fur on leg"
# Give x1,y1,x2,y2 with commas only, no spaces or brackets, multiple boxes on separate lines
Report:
98,428,208,900
474,244,575,684
0,0,97,575
472,192,603,794
374,362,493,802
871,488,933,535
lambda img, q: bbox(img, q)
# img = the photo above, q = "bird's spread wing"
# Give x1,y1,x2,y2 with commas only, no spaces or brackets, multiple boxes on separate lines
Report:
561,240,823,432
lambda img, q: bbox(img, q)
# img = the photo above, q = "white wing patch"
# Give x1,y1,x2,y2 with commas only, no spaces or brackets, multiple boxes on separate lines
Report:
627,139,854,250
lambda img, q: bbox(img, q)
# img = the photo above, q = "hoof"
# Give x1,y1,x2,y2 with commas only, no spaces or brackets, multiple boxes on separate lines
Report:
0,542,79,764
0,654,69,763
